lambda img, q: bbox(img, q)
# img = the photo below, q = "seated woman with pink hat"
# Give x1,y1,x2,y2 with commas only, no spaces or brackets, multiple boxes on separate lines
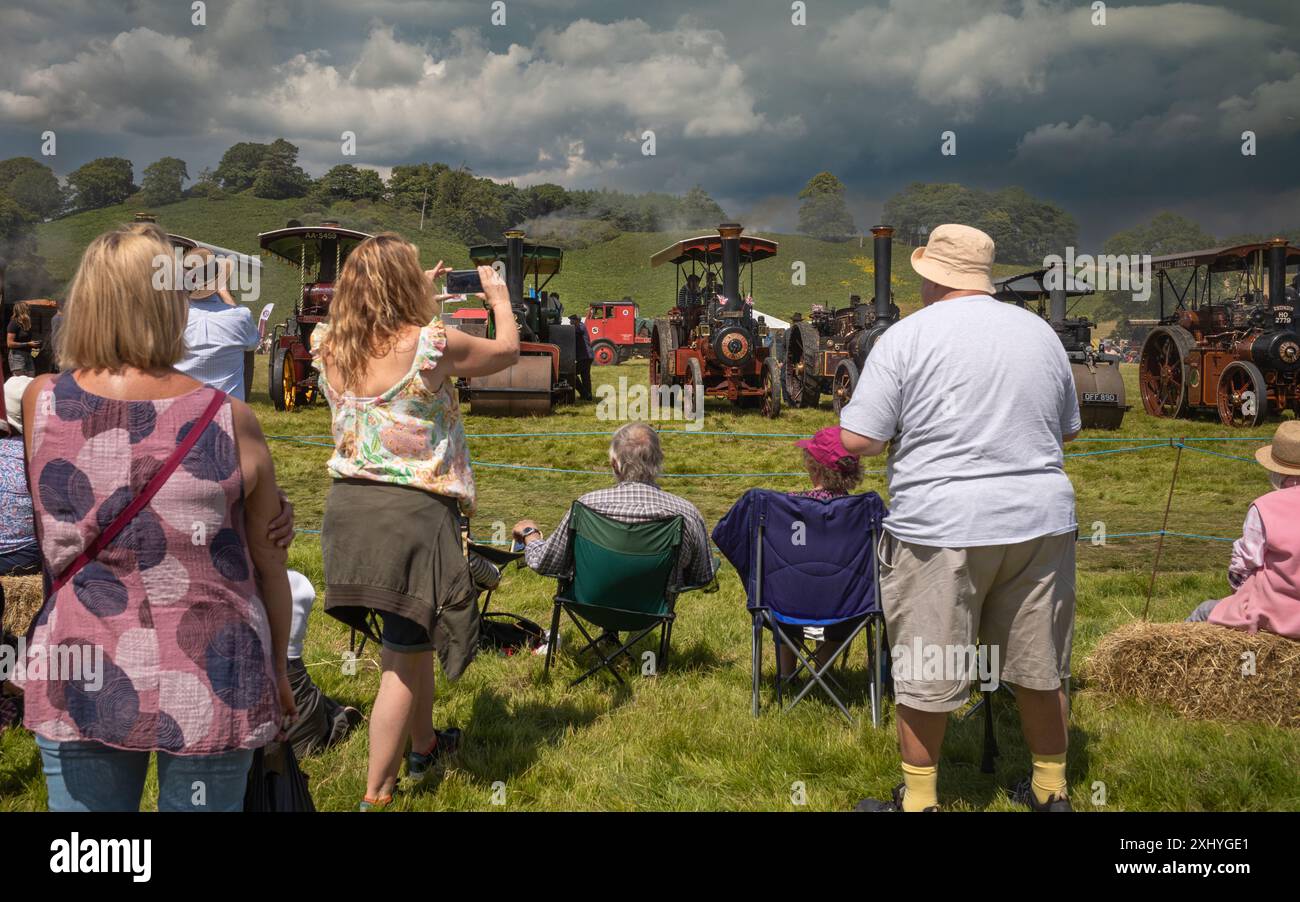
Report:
1187,421,1300,640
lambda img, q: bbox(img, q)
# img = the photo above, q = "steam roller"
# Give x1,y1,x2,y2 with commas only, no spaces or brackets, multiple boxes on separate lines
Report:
993,267,1129,430
459,230,577,417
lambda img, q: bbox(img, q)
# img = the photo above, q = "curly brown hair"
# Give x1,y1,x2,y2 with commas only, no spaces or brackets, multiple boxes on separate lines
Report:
802,450,863,496
316,233,437,393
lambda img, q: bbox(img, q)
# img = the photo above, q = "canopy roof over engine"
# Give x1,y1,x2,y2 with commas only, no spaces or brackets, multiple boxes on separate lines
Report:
1151,242,1300,273
258,225,373,270
993,268,1095,302
650,234,779,268
468,241,564,276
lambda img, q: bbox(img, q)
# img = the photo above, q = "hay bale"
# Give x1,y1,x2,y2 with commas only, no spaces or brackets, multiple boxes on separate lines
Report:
1,574,44,637
1086,620,1300,729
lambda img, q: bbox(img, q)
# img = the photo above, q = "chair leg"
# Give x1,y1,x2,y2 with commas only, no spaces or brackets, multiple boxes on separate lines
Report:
544,602,562,678
867,618,879,728
751,613,762,717
980,686,998,774
659,617,673,673
773,630,784,706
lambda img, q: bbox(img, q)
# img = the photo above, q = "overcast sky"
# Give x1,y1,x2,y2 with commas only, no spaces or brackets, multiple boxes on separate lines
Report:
1,0,1296,245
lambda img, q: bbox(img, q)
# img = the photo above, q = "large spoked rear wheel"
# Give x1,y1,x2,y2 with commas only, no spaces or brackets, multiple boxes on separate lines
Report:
271,346,296,412
784,323,822,408
1139,326,1193,419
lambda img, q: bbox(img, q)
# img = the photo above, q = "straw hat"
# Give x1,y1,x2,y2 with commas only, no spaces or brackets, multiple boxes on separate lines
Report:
910,224,997,294
1256,420,1300,477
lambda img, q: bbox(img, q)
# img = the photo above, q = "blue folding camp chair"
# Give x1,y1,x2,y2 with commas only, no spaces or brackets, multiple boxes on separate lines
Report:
713,489,888,726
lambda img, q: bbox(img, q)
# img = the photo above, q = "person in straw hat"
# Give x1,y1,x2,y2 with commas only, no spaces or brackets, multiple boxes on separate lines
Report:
839,223,1082,812
1186,421,1300,640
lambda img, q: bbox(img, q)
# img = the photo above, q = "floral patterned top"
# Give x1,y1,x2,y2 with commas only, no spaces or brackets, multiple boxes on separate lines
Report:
311,318,476,515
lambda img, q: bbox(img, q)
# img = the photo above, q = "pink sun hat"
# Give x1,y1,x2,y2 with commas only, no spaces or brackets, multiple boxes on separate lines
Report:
795,425,858,473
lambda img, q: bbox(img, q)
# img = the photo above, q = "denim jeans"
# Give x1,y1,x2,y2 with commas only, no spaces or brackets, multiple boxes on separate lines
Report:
0,541,40,576
35,735,254,812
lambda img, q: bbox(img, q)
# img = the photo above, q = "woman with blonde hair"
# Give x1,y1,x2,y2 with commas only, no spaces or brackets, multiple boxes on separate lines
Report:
311,232,518,809
7,300,39,377
14,223,296,811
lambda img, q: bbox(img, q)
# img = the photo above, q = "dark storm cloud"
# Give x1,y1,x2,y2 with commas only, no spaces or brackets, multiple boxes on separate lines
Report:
1,0,1297,245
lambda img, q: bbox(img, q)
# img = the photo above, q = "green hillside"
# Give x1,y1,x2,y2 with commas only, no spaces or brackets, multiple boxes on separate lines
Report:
35,195,1046,326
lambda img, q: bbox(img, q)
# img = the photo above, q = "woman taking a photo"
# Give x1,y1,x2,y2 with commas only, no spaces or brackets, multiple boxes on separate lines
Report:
311,233,518,810
17,222,295,811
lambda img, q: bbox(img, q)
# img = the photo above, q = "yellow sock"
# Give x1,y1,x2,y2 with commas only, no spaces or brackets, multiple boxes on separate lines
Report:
901,762,939,811
1031,753,1068,804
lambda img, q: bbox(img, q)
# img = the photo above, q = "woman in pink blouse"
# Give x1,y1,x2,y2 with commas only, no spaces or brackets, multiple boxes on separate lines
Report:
17,223,296,811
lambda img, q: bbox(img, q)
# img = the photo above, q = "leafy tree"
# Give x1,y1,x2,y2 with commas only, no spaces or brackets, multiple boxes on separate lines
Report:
1099,212,1216,317
214,142,270,192
139,157,189,206
0,194,54,299
882,182,1076,263
0,193,33,246
310,164,384,204
524,183,570,218
251,139,311,199
797,172,857,241
0,157,65,220
386,162,451,212
680,186,727,229
66,157,137,211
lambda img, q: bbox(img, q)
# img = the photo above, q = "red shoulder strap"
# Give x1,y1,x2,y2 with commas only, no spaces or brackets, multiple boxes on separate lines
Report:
51,389,228,593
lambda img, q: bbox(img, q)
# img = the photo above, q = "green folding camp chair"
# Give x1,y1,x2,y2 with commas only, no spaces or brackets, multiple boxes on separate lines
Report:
544,502,694,686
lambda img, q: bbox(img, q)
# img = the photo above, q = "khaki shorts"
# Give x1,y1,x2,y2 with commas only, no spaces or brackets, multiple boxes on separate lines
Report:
879,530,1076,713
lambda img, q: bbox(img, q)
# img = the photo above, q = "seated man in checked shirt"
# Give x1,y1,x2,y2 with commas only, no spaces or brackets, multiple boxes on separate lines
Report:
512,421,717,590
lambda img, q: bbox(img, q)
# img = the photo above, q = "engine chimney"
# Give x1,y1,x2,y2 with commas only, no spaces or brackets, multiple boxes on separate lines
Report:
872,226,894,321
505,229,526,307
1049,285,1068,324
1267,237,1287,310
718,223,744,313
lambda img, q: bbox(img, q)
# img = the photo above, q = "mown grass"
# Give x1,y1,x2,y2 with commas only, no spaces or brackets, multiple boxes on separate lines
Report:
3,356,1297,812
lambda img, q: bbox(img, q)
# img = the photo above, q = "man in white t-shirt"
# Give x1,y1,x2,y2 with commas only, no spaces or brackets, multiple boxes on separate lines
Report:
841,224,1081,813
175,248,259,400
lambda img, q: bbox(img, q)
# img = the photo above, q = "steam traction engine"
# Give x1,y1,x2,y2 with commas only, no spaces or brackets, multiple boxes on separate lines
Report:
992,266,1128,429
1140,238,1300,427
649,224,781,418
783,226,899,412
461,231,577,416
259,222,372,411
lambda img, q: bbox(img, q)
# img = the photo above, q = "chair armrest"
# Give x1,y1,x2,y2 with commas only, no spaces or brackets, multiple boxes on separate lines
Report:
671,555,722,595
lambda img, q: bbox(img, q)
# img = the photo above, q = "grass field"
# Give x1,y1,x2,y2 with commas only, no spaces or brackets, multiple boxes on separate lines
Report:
3,354,1298,812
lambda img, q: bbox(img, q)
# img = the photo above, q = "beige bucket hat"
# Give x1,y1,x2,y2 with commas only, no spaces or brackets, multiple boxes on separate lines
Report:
1256,420,1300,477
910,224,997,294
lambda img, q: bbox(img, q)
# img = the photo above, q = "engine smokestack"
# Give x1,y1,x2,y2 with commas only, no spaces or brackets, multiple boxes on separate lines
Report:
718,223,744,313
505,229,525,307
1267,237,1287,311
1049,286,1068,325
872,226,894,320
